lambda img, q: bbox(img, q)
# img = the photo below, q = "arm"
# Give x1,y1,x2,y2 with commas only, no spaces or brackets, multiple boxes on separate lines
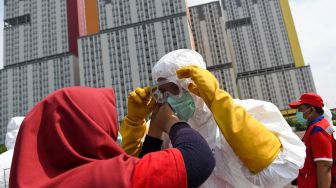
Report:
138,120,164,158
120,87,155,156
147,104,215,187
177,65,281,173
120,118,147,156
138,104,169,157
169,122,216,188
316,161,332,188
311,131,333,188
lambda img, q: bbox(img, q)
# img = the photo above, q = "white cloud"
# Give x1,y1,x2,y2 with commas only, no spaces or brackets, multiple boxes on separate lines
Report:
289,0,336,108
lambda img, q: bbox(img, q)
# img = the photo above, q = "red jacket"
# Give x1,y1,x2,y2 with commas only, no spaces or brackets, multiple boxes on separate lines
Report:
298,116,333,188
9,87,187,188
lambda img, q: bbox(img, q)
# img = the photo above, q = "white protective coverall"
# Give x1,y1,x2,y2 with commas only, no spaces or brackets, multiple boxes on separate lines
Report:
0,117,24,188
152,49,306,188
324,106,334,127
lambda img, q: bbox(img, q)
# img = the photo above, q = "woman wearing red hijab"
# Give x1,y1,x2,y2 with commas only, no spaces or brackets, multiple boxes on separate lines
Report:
9,87,214,188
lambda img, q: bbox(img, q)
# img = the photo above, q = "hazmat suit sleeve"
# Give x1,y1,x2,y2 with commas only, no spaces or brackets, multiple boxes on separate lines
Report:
177,65,281,173
120,87,155,156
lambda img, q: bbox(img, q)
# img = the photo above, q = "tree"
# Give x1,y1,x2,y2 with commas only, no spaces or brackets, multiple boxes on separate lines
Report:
286,118,307,131
332,111,336,126
0,144,7,154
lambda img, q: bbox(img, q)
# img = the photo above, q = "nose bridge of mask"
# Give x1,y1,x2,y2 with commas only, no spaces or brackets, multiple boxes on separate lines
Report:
151,79,183,103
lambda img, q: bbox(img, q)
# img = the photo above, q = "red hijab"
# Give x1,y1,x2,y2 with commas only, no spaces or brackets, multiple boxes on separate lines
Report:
9,87,187,188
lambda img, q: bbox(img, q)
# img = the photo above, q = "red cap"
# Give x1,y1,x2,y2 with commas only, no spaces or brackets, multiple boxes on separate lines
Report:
289,93,324,108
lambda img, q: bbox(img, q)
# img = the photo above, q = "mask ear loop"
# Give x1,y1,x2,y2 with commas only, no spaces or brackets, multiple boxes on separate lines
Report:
303,106,314,120
151,83,172,103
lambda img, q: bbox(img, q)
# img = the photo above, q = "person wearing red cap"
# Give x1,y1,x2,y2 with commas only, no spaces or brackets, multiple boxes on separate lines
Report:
289,93,333,188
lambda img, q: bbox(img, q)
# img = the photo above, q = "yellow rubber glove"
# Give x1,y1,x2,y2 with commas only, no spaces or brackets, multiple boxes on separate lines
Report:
120,87,155,156
177,65,281,173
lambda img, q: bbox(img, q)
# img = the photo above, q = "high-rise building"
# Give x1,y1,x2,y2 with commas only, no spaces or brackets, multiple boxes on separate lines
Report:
77,0,99,36
189,1,238,98
0,0,81,144
0,0,318,144
221,0,316,109
3,0,80,64
78,0,193,122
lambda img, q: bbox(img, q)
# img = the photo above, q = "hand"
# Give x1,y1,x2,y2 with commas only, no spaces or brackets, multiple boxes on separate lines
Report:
150,103,180,134
178,65,282,173
176,65,220,108
126,87,156,122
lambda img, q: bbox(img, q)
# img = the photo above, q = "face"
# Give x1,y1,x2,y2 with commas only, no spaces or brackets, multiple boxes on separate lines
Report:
151,78,182,103
157,78,180,95
298,104,313,119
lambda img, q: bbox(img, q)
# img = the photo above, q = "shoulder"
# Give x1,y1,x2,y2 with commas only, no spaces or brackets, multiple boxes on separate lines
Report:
310,125,326,135
310,125,333,144
310,118,332,135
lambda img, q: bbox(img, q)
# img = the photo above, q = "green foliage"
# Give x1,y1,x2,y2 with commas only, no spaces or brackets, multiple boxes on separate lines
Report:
0,144,7,154
286,118,307,131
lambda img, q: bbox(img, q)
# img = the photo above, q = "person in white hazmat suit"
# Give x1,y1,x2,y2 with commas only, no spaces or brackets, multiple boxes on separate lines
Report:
120,49,306,188
0,117,24,188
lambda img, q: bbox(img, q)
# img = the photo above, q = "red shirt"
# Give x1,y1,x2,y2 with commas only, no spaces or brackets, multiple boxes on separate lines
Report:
298,116,333,188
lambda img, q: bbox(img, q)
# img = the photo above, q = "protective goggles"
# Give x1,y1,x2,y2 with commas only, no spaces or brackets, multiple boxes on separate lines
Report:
151,79,184,103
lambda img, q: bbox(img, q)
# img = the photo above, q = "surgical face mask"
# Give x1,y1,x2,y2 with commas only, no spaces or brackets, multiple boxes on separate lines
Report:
167,91,196,121
296,108,311,125
151,79,183,103
296,112,307,125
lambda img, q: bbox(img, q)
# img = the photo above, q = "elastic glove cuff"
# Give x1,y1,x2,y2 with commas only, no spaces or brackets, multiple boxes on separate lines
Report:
120,116,148,156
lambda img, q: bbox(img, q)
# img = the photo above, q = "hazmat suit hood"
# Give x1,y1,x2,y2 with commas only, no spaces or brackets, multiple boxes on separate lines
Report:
5,117,24,150
152,49,206,84
0,117,24,188
152,49,213,128
323,107,334,127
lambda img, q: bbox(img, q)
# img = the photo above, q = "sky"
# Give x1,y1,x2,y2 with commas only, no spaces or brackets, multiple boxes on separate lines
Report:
0,0,335,108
